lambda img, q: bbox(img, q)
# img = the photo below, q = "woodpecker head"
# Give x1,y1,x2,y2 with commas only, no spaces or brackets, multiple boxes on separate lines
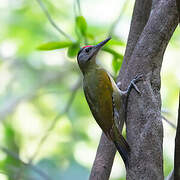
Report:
77,37,111,72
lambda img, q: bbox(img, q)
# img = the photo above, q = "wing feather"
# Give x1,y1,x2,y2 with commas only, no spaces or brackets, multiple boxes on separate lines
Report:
83,69,114,135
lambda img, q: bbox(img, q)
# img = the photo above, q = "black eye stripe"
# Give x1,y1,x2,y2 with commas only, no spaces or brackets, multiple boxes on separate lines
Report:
85,47,92,53
85,48,90,52
77,47,92,60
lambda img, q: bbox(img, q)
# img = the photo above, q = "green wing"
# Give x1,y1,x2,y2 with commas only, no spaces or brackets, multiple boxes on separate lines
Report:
83,69,130,167
83,69,114,137
107,73,125,129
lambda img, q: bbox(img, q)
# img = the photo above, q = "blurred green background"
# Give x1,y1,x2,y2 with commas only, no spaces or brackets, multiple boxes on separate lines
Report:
0,0,179,179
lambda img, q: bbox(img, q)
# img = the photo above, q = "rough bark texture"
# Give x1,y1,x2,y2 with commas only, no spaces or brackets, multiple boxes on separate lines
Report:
89,0,178,179
119,0,178,179
176,0,180,21
122,0,178,179
89,133,116,180
174,93,180,180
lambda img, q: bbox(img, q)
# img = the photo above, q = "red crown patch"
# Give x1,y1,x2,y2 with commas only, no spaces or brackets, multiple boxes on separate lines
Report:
82,45,92,48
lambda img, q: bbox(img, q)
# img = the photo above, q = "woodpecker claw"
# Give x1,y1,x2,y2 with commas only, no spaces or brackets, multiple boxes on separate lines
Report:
130,74,143,94
125,74,143,95
131,81,141,94
133,74,143,83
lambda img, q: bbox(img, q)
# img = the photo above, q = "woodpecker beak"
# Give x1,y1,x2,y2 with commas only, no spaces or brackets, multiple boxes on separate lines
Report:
93,37,111,54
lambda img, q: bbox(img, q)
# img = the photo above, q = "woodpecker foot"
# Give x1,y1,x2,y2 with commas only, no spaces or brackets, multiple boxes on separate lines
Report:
125,74,143,95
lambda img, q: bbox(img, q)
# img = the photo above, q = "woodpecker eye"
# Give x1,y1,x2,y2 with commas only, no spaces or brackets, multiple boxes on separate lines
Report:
85,47,91,53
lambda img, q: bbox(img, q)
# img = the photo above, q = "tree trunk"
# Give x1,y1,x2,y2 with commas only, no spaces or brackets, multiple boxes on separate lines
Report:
90,0,178,179
174,93,180,179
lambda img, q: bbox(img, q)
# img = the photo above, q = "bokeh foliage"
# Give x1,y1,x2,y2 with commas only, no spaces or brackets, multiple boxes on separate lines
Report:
0,0,179,179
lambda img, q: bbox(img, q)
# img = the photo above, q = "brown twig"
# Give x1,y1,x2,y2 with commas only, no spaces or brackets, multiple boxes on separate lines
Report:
162,115,176,129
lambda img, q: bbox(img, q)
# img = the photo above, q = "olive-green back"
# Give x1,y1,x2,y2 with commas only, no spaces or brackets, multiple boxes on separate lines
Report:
83,68,114,137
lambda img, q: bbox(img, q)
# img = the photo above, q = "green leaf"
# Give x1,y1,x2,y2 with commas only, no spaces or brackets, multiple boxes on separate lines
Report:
86,33,95,41
67,43,80,58
112,56,123,74
102,47,124,59
76,16,87,36
37,41,73,51
108,39,125,46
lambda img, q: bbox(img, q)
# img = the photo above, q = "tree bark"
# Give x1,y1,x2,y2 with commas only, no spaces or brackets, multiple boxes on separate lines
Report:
89,0,178,179
89,133,116,180
119,0,178,179
176,0,180,22
174,93,180,180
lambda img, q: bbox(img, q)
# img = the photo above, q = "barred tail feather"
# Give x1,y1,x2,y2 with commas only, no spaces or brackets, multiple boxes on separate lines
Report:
113,134,130,168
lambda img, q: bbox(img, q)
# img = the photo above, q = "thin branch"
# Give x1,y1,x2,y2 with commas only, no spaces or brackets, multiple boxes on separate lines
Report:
174,91,180,180
108,0,129,36
161,115,176,129
73,0,88,44
165,169,174,180
0,146,52,180
76,0,82,16
28,79,81,163
36,0,74,42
